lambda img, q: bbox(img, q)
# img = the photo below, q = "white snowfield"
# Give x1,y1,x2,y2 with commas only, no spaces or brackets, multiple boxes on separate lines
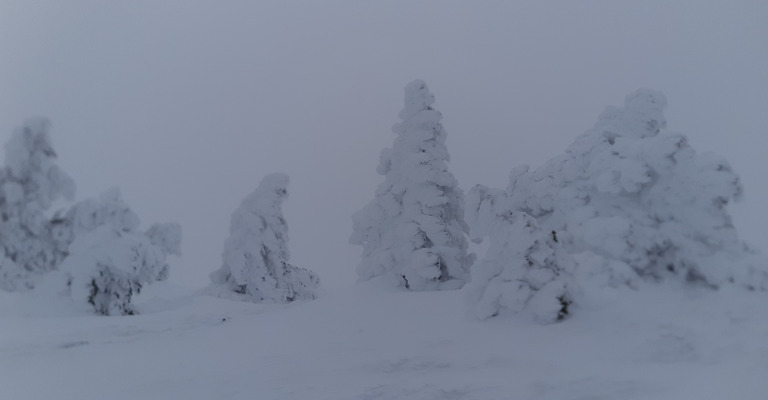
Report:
1,281,766,400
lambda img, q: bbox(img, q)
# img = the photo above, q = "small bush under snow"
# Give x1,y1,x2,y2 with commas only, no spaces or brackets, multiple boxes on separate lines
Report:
55,189,182,315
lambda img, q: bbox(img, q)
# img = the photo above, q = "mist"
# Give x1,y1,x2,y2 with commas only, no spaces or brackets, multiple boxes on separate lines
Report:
1,1,766,288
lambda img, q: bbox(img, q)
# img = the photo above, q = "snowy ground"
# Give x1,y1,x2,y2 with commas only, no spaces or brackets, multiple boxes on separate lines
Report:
1,281,767,400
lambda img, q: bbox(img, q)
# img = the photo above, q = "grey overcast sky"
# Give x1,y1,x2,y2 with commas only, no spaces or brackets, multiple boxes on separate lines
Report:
1,1,766,288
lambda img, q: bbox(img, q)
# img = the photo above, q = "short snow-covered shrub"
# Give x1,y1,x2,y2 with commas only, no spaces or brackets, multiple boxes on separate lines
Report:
210,173,319,303
57,189,181,315
465,185,575,322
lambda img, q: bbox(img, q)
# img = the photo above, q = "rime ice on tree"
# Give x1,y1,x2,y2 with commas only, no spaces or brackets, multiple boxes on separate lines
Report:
0,118,75,291
0,119,183,314
351,80,474,291
55,189,182,315
465,185,574,322
471,89,766,303
210,173,319,303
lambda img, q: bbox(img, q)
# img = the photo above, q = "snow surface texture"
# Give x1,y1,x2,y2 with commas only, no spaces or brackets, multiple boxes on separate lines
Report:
210,173,319,303
0,118,75,291
466,88,768,320
45,189,182,315
1,281,767,400
351,80,474,291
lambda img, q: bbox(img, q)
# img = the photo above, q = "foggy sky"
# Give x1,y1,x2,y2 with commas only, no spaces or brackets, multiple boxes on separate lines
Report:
1,1,766,288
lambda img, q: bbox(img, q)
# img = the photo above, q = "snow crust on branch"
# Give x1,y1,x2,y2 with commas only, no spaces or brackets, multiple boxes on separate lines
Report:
351,80,474,291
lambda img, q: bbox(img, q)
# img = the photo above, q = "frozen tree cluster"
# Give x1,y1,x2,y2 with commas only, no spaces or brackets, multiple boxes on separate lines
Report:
210,173,319,303
3,82,765,322
466,88,767,319
351,80,474,291
0,119,182,315
0,118,75,291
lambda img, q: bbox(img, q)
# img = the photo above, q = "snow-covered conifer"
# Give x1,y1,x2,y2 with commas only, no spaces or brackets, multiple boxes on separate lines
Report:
478,89,766,293
465,185,574,321
351,80,474,291
0,118,75,291
210,173,319,303
56,189,181,315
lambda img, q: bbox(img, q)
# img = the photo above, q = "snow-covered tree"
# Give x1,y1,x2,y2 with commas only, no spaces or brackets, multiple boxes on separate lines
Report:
55,189,181,315
472,89,766,295
351,80,474,291
0,118,182,314
210,173,319,303
465,185,575,321
0,118,75,291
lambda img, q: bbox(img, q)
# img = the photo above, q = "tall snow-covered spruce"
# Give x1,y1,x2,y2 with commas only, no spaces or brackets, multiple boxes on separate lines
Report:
351,80,473,291
210,173,319,303
0,118,75,291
